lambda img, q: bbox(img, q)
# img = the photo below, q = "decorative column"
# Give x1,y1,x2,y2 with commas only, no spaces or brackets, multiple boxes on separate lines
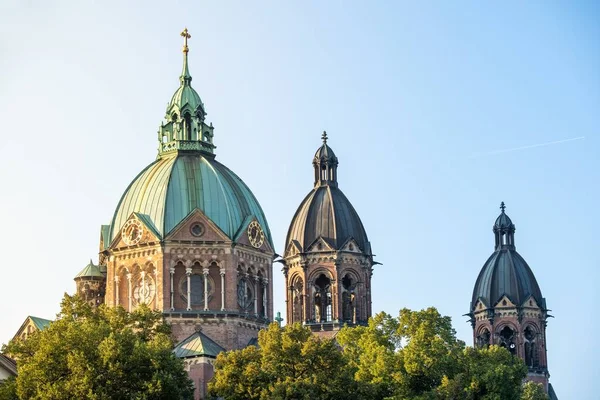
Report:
253,276,258,315
169,267,175,311
114,275,120,306
220,268,226,311
186,267,192,311
140,271,146,304
262,278,268,318
126,273,132,312
203,267,209,311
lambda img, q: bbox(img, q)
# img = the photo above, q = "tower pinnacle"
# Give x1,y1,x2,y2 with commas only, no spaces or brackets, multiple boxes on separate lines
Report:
500,201,506,213
180,28,192,85
321,130,328,144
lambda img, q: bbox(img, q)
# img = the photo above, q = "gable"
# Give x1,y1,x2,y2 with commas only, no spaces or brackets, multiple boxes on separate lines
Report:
233,216,274,253
14,316,52,341
285,240,302,257
110,213,162,249
494,295,516,309
165,208,230,242
340,238,362,253
474,299,488,311
306,236,335,253
521,295,540,309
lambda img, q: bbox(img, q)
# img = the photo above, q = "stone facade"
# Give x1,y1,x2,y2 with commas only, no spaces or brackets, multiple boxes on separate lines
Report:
471,295,550,390
283,240,373,337
102,209,274,347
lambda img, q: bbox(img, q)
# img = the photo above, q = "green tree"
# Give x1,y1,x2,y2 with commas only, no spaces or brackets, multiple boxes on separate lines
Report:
336,312,400,399
435,346,528,400
520,381,548,400
339,308,529,400
2,294,193,400
0,377,18,400
209,322,359,400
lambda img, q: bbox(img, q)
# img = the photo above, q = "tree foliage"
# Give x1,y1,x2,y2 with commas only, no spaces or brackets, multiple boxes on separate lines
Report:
1,294,193,400
521,381,549,400
209,322,357,400
211,307,538,400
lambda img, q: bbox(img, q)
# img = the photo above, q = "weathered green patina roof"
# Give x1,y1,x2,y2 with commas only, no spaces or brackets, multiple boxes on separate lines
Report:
74,260,104,279
100,225,111,250
173,331,225,359
110,154,273,246
29,316,52,331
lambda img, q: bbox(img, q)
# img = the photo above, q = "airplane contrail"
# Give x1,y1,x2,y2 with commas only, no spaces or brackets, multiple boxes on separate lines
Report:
470,136,585,158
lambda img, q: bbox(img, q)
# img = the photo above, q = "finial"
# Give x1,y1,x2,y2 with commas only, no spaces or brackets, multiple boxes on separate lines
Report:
181,28,191,54
500,201,506,213
321,131,328,144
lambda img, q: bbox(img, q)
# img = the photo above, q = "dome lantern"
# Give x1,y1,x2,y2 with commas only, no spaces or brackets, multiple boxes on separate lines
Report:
313,131,339,188
157,28,215,157
493,201,516,250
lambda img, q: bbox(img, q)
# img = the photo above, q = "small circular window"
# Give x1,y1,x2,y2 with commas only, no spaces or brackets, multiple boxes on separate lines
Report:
349,244,354,251
190,223,205,237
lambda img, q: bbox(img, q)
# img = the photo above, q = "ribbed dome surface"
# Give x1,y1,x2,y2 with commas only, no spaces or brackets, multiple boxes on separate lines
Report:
110,154,272,246
472,249,544,310
169,85,204,113
314,143,337,162
494,212,514,229
286,185,370,254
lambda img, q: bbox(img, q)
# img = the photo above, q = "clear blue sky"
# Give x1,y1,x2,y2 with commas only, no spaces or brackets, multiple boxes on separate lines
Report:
1,1,598,397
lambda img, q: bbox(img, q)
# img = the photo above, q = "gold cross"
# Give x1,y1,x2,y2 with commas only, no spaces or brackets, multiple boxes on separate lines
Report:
181,28,191,53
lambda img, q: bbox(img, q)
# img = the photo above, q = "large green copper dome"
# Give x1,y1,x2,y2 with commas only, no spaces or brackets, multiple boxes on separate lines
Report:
108,30,271,247
110,154,272,245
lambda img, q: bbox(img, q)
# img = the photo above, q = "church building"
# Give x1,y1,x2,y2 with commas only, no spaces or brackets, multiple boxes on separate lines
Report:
62,30,558,399
74,29,275,398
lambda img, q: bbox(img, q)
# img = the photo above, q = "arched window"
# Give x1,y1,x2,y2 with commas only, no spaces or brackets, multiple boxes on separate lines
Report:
237,277,254,311
291,277,304,323
524,326,539,368
314,274,332,322
341,274,357,322
498,326,516,355
476,328,491,348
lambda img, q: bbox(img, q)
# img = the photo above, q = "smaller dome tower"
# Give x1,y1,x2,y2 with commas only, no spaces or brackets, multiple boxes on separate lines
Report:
283,132,375,337
74,260,106,306
469,203,551,391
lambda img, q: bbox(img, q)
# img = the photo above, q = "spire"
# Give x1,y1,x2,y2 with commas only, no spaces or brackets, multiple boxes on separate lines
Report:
180,28,192,86
313,131,339,187
500,201,506,213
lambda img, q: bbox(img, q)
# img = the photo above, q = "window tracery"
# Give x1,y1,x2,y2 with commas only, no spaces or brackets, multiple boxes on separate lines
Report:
498,326,517,355
237,277,254,310
133,274,155,306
